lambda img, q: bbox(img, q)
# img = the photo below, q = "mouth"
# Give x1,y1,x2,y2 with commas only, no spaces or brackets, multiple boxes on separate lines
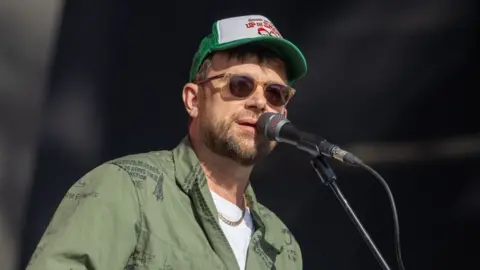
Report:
235,119,258,131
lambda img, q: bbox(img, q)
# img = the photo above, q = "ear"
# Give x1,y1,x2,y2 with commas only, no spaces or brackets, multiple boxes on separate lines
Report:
182,83,200,118
282,108,288,118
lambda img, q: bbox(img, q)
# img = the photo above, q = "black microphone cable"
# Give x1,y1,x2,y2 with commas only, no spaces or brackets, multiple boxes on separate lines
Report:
354,160,406,270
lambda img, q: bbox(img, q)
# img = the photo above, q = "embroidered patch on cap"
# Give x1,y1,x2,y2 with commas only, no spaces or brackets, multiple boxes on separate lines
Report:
216,15,283,44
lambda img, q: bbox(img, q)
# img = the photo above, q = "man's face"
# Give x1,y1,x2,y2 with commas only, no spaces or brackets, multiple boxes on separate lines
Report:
196,53,289,166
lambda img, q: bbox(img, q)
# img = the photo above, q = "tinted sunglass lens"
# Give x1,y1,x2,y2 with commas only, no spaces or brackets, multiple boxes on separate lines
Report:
229,75,255,98
265,84,290,106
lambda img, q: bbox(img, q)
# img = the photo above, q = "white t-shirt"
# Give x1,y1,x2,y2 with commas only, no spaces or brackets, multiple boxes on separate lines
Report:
210,191,254,270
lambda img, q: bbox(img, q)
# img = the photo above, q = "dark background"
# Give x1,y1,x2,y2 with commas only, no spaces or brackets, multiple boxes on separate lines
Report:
2,0,478,269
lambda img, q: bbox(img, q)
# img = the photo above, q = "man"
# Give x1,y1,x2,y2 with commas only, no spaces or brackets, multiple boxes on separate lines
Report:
27,14,308,270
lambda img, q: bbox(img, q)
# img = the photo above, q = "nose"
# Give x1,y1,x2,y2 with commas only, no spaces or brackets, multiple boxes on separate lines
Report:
245,85,267,111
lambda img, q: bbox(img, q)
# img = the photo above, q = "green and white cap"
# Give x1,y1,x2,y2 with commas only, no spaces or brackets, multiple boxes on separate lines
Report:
189,15,307,85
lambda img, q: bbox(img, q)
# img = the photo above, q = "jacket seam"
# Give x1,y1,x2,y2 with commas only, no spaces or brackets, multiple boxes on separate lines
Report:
108,163,144,246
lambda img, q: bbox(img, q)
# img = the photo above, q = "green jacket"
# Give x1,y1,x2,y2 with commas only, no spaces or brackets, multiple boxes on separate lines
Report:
27,137,302,270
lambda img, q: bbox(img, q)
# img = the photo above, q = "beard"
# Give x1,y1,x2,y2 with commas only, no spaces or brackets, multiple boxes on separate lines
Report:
200,111,276,166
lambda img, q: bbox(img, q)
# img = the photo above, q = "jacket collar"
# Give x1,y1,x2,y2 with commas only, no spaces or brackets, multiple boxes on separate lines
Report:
171,136,281,249
172,136,262,209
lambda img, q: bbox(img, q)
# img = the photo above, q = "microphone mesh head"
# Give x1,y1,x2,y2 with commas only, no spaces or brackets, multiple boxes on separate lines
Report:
256,112,288,140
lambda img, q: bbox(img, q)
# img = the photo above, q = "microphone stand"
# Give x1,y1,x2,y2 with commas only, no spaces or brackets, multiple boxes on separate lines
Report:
310,156,391,270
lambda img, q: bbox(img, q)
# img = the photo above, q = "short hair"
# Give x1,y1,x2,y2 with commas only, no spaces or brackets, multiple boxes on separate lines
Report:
194,43,285,82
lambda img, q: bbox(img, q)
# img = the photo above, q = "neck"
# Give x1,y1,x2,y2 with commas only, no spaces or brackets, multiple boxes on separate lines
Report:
190,136,252,209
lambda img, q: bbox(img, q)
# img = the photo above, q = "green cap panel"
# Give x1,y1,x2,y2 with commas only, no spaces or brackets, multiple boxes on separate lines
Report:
189,15,307,85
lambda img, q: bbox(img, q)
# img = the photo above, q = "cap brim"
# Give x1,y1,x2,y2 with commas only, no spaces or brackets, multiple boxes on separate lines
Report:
212,36,307,85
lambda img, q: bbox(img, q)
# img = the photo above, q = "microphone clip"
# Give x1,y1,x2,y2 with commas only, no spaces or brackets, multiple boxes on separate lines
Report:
310,155,337,186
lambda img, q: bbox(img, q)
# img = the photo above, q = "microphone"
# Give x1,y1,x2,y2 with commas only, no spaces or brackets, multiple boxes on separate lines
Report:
257,113,407,270
256,112,363,166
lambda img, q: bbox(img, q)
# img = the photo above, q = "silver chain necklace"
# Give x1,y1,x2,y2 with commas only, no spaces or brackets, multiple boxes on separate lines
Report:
218,196,248,227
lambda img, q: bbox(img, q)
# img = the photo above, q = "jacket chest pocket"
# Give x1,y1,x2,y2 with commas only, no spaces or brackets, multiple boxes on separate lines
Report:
126,236,226,270
163,247,226,270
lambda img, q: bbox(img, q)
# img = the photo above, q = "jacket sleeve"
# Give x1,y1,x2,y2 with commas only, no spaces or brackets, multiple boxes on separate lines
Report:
26,163,141,270
293,237,303,270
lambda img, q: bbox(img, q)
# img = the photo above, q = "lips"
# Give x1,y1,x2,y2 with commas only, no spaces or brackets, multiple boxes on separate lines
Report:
235,119,258,132
236,119,257,127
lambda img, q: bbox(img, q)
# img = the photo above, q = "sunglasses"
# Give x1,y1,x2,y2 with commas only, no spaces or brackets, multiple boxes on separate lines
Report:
195,73,296,107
